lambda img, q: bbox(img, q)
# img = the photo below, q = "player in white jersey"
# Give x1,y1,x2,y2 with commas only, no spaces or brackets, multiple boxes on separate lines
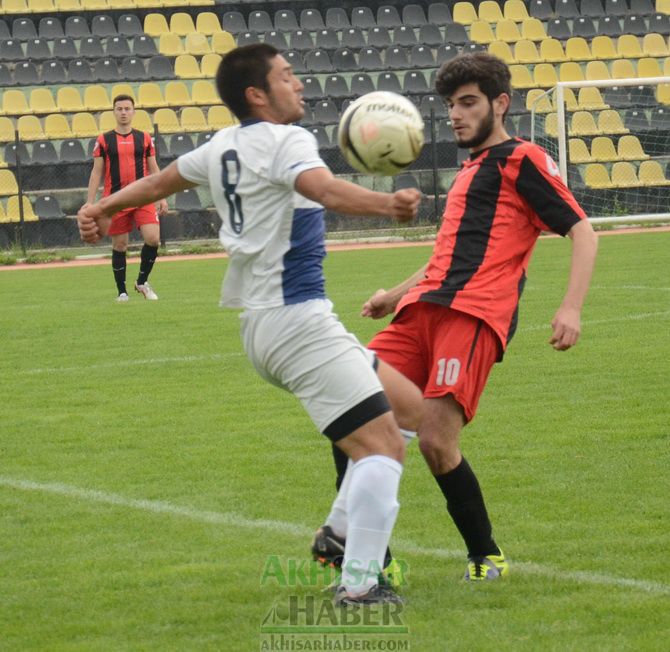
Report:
77,44,423,606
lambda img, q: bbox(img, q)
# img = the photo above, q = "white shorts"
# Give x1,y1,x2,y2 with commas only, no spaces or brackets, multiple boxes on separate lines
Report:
239,299,387,436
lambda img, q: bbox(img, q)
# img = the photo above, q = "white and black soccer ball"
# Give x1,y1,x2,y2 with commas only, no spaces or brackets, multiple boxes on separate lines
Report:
337,91,425,176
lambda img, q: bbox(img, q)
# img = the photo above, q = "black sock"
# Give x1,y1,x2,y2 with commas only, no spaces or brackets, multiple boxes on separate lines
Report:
331,443,393,568
434,457,500,558
136,244,158,286
112,250,127,295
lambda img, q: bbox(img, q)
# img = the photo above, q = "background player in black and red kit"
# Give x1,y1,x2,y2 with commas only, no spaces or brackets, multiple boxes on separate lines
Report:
313,53,598,582
86,94,169,302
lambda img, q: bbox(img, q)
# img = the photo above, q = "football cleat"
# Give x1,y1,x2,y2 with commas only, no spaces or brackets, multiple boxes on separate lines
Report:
116,292,129,302
311,525,345,569
334,583,404,607
464,550,509,581
135,282,158,300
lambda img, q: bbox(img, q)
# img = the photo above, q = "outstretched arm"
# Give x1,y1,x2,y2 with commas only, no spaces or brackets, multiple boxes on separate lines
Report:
549,218,598,351
147,155,169,216
361,263,428,319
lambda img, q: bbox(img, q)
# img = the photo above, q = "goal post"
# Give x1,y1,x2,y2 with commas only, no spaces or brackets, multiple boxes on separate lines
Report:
529,77,670,225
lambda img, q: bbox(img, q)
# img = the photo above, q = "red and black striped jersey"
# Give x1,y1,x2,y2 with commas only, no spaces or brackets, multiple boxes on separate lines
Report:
92,129,155,197
397,138,587,350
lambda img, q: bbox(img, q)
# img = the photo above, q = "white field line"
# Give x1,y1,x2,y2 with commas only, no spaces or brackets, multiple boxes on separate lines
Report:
1,476,668,597
519,310,670,333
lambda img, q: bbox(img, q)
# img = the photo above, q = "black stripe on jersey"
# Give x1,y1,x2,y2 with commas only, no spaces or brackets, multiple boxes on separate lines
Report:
132,129,145,181
103,131,121,194
506,271,527,347
516,155,582,236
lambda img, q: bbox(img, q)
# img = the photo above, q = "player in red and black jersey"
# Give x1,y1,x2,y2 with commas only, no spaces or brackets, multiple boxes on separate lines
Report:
315,53,598,582
86,95,169,301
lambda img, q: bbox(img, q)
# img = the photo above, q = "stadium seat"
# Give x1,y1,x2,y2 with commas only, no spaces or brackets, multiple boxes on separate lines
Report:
584,163,613,188
180,107,207,132
617,35,644,59
107,35,132,58
118,13,143,36
200,53,222,78
648,13,670,34
590,135,619,161
471,20,496,45
144,13,169,37
93,58,121,83
418,24,444,48
68,60,94,83
331,48,359,73
411,45,436,68
137,83,166,108
132,109,153,133
1,38,25,62
590,36,617,61
34,195,65,220
71,112,99,137
555,0,580,17
248,10,273,33
12,17,37,40
190,80,218,106
479,0,504,22
572,17,597,39
147,55,174,80
582,0,607,17
300,8,325,31
159,33,184,56
453,1,478,25
83,85,110,111
570,111,600,136
566,37,592,62
402,4,428,26
18,116,45,141
0,119,16,144
91,15,116,37
585,61,612,80
40,16,65,39
514,39,541,63
420,94,448,119
637,58,663,78
166,81,192,107
621,15,645,38
170,12,196,36
377,5,402,28
42,61,68,85
546,18,572,41
0,64,12,89
444,23,469,45
657,82,670,104
386,46,411,70
60,138,87,162
526,88,553,112
264,31,288,51
44,114,72,139
64,15,90,38
605,0,629,15
611,59,636,79
210,31,235,54
496,19,522,43
80,35,105,59
283,50,306,74
539,38,567,63
56,87,83,113
0,170,19,195
377,72,403,94
578,87,609,110
168,133,194,157
26,38,51,61
617,134,649,160
359,47,384,71
436,44,459,65
611,161,641,187
207,105,236,130
350,73,375,97
638,160,670,185
404,71,429,94
221,10,246,34
393,25,418,47
598,109,630,134
2,90,30,116
522,18,547,41
174,188,203,211
185,33,211,56
15,62,41,86
97,111,116,133
533,63,558,87
32,140,59,164
173,55,202,79
568,138,593,163
510,64,535,88
324,74,350,99
6,195,38,222
560,62,585,82
312,99,339,125
301,76,323,101
631,0,655,12
366,26,391,49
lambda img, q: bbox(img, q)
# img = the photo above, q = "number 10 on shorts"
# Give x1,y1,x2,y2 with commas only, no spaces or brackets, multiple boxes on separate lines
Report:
436,358,461,386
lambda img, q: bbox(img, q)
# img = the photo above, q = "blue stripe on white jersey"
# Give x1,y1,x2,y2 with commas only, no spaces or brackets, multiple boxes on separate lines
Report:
282,206,326,305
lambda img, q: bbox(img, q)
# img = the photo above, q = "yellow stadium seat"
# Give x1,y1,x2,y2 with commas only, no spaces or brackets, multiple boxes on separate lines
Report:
163,0,185,7
195,12,222,35
453,1,478,25
539,38,567,63
3,0,29,10
29,89,57,114
207,105,236,130
590,36,617,61
590,136,618,161
642,33,669,57
0,118,15,143
164,81,191,106
611,59,636,79
159,33,184,56
489,41,515,63
495,19,522,43
170,12,196,35
543,112,558,137
81,0,108,9
657,82,670,104
29,0,56,12
185,33,211,56
18,116,44,141
2,90,30,116
504,0,529,21
110,84,135,103
514,39,540,63
559,61,585,82
533,63,558,87
616,35,643,59
657,0,670,13
565,37,592,62
56,87,83,113
578,87,608,111
598,109,629,134
617,135,649,160
479,0,504,22
144,13,170,37
568,138,593,163
637,57,663,78
525,88,553,113
201,53,222,77
98,111,116,132
134,0,162,7
6,195,38,222
55,0,82,9
44,113,72,138
84,85,111,111
180,106,207,132
471,20,496,44
0,201,7,221
153,108,181,133
521,18,546,41
510,64,534,88
570,111,600,136
611,162,641,187
108,0,135,7
211,31,235,54
0,170,19,195
584,163,613,188
133,110,154,133
71,112,99,137
638,160,670,185
175,54,203,79
553,87,578,111
137,83,167,108
191,80,220,105
663,57,670,76
585,61,612,81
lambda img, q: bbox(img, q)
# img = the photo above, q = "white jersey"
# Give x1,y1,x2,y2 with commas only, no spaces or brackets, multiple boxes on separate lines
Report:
177,120,328,309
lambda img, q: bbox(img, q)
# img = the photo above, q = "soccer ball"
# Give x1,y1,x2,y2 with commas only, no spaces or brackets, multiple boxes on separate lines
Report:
338,91,425,176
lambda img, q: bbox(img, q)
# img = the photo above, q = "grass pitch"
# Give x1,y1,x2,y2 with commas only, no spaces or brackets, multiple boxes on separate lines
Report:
1,232,669,651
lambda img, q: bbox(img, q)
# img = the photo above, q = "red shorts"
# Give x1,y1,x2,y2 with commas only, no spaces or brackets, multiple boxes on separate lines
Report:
107,205,159,235
368,302,501,422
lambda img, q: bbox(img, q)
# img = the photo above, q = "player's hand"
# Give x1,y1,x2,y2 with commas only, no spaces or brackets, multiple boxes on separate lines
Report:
390,188,422,223
549,306,581,351
361,289,395,319
157,199,169,216
77,203,110,244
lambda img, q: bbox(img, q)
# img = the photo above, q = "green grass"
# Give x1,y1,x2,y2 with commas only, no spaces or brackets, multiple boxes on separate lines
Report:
1,232,669,651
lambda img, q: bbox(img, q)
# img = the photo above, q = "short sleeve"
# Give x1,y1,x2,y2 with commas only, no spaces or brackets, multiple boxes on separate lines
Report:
267,127,327,188
177,140,212,186
515,145,587,236
92,135,104,158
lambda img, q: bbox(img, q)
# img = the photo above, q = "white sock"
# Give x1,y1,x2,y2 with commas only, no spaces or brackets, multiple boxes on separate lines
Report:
324,459,353,538
340,455,402,596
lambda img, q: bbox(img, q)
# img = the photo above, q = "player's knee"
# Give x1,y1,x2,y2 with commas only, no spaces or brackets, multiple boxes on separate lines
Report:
418,432,459,472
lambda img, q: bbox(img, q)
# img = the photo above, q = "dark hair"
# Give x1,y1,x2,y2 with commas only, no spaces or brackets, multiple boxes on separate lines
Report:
435,52,512,116
112,94,135,107
216,43,279,120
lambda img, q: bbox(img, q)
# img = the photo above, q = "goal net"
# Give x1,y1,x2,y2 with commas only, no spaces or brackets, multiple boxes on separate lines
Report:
529,77,670,225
